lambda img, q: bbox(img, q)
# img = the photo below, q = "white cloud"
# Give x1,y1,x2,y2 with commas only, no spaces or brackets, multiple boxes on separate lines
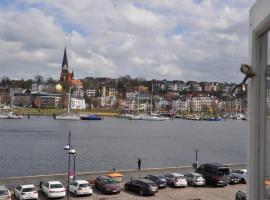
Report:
0,0,256,82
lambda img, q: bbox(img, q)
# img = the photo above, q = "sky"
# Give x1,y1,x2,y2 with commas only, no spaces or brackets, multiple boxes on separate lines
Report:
0,0,256,82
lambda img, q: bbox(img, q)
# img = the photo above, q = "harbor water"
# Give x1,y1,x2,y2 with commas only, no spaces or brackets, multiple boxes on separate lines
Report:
0,116,248,178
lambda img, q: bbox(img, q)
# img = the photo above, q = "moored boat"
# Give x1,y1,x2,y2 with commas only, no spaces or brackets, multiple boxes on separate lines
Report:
55,114,80,120
80,114,102,120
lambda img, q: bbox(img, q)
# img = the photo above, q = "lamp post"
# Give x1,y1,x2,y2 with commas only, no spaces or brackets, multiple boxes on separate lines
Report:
194,149,199,170
73,154,76,181
64,130,76,200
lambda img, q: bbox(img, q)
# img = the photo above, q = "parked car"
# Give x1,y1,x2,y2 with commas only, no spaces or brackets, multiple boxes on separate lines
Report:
144,175,167,189
95,176,121,194
235,190,246,200
229,174,240,185
0,186,11,200
69,180,92,197
124,179,158,196
184,172,205,186
231,169,248,183
164,173,187,187
14,185,38,200
196,163,230,186
40,181,66,198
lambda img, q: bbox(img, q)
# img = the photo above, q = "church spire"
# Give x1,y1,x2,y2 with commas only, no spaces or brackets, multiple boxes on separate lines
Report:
62,46,69,69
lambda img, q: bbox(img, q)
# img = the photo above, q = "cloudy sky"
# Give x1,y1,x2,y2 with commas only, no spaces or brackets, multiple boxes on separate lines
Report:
0,0,255,82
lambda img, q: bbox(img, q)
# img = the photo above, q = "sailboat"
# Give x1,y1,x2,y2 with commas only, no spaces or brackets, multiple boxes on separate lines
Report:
0,90,24,119
55,88,80,120
140,83,169,121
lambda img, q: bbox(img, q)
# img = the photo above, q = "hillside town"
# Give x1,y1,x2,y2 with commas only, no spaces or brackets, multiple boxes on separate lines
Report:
0,48,247,116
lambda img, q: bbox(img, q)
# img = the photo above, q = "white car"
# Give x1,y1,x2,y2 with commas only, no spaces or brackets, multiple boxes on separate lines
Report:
184,172,206,186
164,173,187,187
41,181,66,198
231,169,248,183
69,180,93,196
0,185,11,200
14,185,38,200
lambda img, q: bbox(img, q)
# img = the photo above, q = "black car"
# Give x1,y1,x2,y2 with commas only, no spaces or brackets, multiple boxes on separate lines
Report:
196,163,230,186
144,175,167,189
125,179,158,196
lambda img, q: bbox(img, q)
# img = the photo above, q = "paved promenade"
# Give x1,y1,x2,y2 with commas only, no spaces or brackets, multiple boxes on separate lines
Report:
0,163,247,200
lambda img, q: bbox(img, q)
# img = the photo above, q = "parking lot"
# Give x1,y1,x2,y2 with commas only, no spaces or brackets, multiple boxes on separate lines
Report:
2,164,247,200
31,184,246,200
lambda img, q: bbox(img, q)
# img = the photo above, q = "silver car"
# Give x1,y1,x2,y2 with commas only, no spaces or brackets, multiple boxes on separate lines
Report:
184,173,205,186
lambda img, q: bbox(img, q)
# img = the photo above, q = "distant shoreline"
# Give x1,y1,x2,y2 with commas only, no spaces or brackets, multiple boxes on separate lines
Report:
14,108,120,117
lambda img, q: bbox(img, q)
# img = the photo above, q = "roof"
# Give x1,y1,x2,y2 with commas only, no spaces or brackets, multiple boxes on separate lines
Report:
205,163,227,167
48,181,62,184
0,186,8,190
97,175,112,180
75,180,89,184
21,184,35,188
62,46,69,69
139,179,155,183
187,172,202,176
170,173,184,176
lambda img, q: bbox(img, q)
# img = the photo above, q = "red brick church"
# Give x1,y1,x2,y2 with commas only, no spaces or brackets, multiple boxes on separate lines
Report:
60,47,82,87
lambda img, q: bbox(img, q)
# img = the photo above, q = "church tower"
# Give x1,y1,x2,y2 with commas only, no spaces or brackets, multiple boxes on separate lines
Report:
60,46,74,82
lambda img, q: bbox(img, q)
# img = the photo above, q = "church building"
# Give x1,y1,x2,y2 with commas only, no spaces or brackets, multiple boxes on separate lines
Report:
60,47,82,87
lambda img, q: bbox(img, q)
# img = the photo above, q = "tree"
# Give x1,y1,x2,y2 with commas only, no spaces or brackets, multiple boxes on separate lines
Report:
34,75,44,84
0,76,11,87
46,77,56,85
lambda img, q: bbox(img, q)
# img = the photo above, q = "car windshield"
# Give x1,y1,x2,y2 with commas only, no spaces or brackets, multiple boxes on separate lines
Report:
50,184,63,189
176,176,184,179
104,179,115,184
0,190,9,196
22,188,36,192
79,184,89,188
218,168,230,176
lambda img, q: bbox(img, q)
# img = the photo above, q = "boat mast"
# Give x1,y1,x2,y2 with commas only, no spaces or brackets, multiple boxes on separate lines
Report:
67,87,71,115
10,89,14,112
150,82,153,114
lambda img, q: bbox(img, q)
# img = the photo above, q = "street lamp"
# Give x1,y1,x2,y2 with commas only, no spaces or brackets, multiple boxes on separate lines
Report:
73,154,76,181
64,130,76,200
194,149,199,170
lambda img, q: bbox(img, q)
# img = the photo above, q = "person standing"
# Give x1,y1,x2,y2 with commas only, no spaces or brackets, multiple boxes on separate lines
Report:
138,158,141,171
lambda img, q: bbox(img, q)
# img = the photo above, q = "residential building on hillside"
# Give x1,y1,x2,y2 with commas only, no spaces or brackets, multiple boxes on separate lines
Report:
85,89,97,97
70,97,85,110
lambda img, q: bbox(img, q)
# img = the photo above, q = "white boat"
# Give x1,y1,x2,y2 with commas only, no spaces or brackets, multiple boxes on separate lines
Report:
0,90,24,120
7,112,24,119
55,114,80,120
140,114,168,121
129,114,143,120
55,88,80,120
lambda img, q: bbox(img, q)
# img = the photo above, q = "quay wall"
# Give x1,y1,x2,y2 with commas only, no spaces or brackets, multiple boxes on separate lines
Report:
0,163,246,189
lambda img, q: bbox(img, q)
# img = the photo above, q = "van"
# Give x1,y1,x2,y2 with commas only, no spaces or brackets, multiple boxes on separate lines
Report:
196,163,230,186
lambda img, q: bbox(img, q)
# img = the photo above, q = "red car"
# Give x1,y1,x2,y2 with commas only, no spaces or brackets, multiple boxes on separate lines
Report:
95,176,121,194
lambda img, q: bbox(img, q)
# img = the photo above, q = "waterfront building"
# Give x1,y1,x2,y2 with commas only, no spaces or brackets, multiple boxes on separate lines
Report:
70,97,85,110
85,89,97,97
72,88,85,97
99,96,117,108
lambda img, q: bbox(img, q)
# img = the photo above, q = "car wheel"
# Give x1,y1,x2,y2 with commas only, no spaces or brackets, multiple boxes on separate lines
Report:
139,190,144,196
74,191,77,197
241,178,246,184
